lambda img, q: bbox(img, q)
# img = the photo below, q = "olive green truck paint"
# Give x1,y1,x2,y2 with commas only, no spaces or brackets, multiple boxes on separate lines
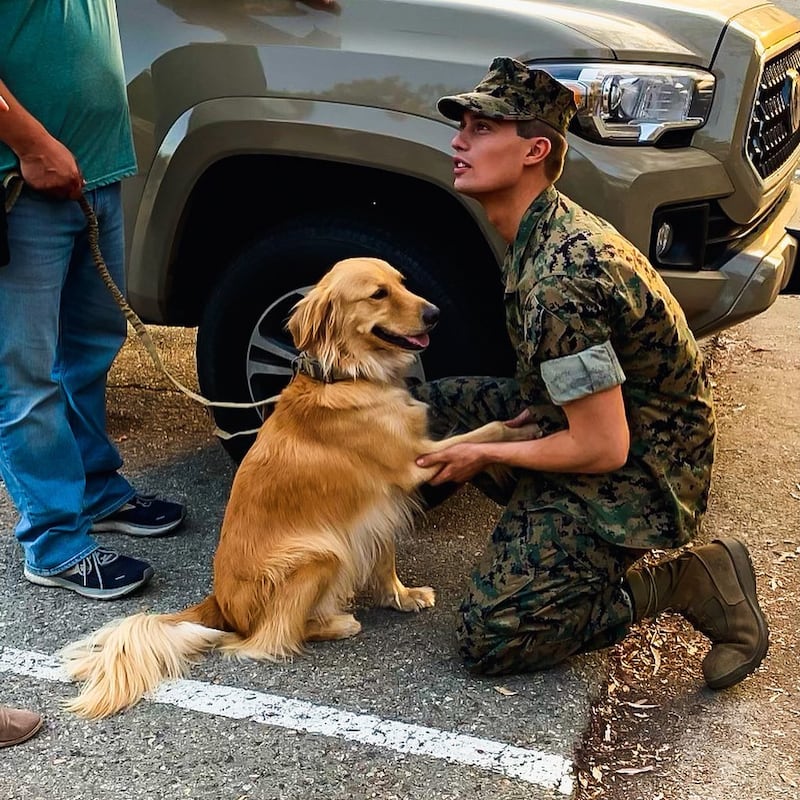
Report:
117,0,800,457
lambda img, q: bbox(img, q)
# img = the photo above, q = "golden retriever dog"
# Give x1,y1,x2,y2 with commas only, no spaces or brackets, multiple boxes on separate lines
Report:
60,256,535,718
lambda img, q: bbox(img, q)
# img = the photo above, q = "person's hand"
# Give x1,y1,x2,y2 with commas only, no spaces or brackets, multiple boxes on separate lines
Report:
503,407,544,440
416,443,487,486
18,133,84,200
505,408,533,428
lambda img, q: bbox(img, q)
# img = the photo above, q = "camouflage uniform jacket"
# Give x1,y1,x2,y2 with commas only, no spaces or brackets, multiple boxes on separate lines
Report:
503,185,716,550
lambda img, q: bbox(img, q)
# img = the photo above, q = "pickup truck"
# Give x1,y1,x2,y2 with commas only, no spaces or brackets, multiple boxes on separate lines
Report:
117,0,800,459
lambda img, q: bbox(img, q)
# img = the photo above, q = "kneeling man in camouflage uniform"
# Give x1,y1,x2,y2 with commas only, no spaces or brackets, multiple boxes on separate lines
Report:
414,57,768,689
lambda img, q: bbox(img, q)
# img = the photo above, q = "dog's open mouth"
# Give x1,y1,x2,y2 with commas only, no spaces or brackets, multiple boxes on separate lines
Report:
372,327,431,351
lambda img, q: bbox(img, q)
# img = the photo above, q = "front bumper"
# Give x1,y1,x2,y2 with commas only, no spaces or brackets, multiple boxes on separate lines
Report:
661,181,800,338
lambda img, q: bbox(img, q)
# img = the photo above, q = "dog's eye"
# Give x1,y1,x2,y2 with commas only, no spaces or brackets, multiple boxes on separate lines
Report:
371,288,389,300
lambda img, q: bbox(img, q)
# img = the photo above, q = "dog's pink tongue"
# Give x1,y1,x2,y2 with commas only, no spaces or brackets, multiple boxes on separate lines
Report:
406,333,430,349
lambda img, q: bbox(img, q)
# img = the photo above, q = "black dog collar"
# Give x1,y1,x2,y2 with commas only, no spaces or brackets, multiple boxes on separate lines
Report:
291,352,351,384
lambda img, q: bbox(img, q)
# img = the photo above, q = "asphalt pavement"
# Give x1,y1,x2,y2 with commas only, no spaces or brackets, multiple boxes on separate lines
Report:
2,303,799,800
0,327,601,800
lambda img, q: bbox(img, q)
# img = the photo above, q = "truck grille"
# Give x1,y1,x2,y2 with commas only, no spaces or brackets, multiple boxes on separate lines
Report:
746,42,800,180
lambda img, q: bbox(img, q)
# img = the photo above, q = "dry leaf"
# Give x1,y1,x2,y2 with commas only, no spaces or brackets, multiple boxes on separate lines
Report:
650,646,662,675
591,766,603,781
623,700,659,709
494,686,517,697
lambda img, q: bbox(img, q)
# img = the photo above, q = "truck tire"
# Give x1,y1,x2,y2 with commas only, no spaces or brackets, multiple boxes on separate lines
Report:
196,214,504,463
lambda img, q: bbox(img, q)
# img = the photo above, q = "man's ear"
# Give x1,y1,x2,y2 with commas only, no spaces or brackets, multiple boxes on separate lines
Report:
524,137,552,166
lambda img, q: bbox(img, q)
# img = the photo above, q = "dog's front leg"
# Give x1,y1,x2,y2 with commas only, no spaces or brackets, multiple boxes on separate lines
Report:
430,419,540,449
410,419,538,481
370,542,435,612
410,419,538,488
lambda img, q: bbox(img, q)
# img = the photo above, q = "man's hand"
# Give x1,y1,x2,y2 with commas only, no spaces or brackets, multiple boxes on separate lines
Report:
0,80,85,200
417,385,630,486
504,407,533,428
503,407,545,440
416,442,488,486
416,409,542,486
18,134,85,200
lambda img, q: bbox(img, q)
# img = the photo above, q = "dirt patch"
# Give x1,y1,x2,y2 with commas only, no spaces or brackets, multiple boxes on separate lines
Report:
572,298,800,799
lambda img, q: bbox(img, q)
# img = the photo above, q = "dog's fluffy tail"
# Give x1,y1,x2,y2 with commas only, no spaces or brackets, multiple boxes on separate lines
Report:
60,596,237,719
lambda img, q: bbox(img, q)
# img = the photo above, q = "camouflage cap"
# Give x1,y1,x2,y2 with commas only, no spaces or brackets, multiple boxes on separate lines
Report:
437,56,577,135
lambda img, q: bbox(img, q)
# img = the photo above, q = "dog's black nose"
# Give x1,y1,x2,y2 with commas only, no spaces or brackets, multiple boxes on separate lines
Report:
423,304,440,328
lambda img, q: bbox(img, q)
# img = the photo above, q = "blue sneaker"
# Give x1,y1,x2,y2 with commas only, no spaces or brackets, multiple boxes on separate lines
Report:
92,494,186,537
24,549,154,600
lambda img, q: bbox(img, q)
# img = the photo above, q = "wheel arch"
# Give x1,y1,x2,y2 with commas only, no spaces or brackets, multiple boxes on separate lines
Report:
125,97,504,326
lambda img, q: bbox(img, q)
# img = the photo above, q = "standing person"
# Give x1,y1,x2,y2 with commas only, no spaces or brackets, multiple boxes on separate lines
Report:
414,57,769,689
0,2,185,600
0,705,42,748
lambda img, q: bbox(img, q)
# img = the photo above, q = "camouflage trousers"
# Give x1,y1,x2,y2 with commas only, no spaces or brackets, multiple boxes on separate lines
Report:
412,376,641,676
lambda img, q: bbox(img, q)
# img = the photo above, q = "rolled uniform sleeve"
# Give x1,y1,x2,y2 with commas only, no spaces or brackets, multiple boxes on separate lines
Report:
523,273,625,404
540,340,626,405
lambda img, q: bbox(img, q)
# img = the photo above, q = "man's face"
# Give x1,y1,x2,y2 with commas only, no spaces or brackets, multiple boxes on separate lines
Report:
450,111,533,198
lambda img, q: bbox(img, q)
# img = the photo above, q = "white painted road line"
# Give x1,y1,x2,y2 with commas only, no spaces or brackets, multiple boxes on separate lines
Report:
0,646,574,795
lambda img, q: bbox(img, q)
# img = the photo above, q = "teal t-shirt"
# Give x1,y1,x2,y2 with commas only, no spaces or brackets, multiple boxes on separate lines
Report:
0,0,136,190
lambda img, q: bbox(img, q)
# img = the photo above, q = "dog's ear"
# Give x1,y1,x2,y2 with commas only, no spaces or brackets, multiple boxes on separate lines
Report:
287,283,337,353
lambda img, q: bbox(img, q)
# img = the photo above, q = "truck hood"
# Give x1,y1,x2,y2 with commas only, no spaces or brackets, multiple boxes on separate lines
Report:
521,0,762,63
121,1,783,84
361,0,766,67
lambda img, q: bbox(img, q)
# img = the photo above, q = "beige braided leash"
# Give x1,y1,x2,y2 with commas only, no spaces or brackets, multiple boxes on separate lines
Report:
78,192,277,439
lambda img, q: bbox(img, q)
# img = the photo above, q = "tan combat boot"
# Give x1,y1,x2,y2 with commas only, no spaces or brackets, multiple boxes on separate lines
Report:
624,537,769,689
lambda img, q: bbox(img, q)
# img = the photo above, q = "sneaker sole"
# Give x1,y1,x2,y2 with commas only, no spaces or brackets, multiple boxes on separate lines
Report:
91,514,185,538
24,566,155,600
706,537,770,690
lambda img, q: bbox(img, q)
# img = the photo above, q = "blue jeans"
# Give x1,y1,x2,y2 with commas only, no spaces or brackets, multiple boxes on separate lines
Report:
0,183,135,575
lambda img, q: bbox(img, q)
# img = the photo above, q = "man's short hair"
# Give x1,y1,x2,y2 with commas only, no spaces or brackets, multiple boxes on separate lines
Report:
516,119,568,183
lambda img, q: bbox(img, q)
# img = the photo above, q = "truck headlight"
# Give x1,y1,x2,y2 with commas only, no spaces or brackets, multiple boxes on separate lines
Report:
542,63,715,144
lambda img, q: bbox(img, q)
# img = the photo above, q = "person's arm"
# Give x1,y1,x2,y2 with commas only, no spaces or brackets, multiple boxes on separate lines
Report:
416,384,630,485
0,78,84,199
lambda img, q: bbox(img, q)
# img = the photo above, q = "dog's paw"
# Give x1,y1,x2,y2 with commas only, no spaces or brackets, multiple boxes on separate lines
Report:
335,614,363,639
305,613,362,641
396,585,436,612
